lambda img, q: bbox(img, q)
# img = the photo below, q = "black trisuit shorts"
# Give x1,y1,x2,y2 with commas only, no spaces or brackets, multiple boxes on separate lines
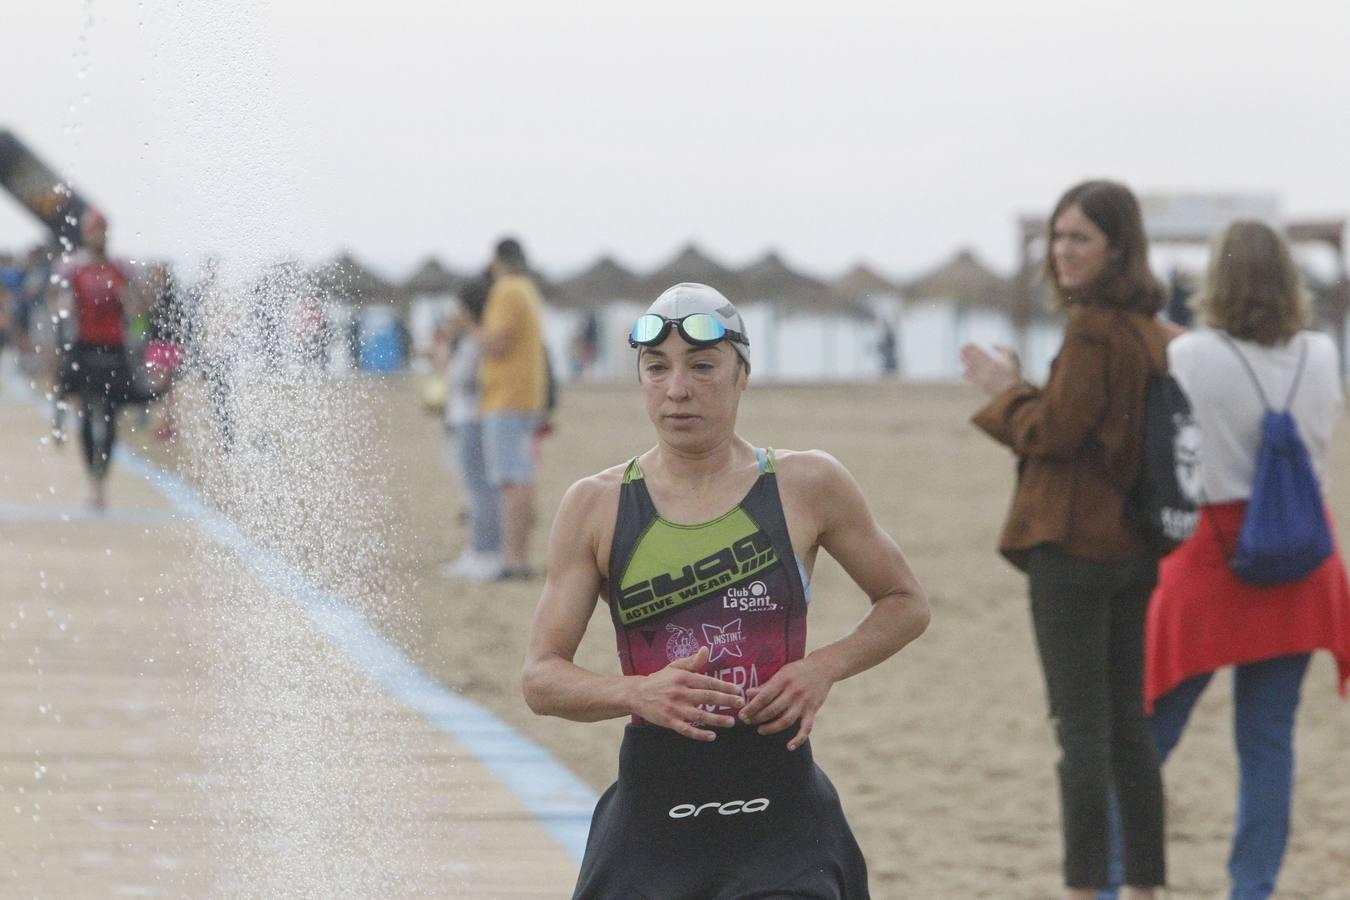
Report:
572,724,869,900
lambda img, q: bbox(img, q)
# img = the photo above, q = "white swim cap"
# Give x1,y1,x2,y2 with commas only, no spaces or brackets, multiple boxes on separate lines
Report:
643,282,751,369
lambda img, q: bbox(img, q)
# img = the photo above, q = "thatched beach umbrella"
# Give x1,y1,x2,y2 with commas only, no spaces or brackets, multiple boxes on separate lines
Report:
638,243,743,301
831,263,901,305
737,251,834,315
552,255,641,309
313,251,399,309
903,248,1013,308
403,256,464,298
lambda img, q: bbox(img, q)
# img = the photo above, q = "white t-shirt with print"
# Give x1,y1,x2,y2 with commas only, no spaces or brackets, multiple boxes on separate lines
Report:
1167,328,1344,504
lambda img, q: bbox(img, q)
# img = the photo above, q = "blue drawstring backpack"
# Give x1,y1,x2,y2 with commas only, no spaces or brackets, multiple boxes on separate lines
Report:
1218,333,1333,586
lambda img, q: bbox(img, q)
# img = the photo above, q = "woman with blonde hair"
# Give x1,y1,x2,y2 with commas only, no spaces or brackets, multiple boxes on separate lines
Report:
1145,219,1350,899
962,180,1167,899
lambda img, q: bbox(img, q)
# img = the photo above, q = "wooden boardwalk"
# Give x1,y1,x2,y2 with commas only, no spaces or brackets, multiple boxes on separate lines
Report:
0,384,586,898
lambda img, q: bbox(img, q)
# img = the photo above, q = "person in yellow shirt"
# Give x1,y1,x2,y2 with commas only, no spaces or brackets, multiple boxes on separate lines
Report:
478,238,547,578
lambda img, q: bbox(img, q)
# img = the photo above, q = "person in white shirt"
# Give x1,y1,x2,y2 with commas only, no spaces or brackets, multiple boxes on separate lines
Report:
439,277,503,581
1168,328,1341,506
1143,219,1350,900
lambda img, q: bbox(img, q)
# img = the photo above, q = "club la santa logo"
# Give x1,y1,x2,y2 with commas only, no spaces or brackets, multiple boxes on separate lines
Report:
723,580,777,612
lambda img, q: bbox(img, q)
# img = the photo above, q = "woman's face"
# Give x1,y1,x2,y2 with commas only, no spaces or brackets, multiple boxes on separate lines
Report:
1051,203,1112,291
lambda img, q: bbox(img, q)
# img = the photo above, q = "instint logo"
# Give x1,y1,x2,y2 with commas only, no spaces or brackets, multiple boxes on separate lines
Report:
702,619,745,662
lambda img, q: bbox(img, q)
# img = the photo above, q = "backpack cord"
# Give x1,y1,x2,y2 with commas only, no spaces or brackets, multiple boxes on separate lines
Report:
1215,331,1308,412
1207,331,1309,559
1284,335,1310,410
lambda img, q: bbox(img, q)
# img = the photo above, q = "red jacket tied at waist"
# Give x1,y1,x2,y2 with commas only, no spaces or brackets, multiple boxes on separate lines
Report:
1145,501,1350,712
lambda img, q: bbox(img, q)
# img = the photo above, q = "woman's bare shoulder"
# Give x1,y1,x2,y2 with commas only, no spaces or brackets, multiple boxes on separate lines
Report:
563,462,627,511
770,448,851,494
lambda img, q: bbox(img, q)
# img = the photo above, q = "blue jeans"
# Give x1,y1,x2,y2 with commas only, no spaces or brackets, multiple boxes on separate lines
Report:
449,420,500,555
1101,653,1311,900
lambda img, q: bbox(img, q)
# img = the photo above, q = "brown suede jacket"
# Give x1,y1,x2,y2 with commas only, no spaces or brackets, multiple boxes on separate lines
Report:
973,305,1169,571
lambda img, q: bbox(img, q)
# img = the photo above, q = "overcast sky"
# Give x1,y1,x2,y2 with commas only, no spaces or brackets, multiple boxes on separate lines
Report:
4,0,1349,281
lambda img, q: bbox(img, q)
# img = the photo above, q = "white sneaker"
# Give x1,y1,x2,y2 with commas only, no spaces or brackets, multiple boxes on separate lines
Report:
438,552,504,581
465,553,506,582
437,553,478,579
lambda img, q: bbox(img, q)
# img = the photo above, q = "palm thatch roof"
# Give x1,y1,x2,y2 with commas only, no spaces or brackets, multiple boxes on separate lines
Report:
247,258,317,305
637,243,742,301
403,256,463,296
312,251,399,308
738,251,827,308
552,255,641,308
738,251,870,317
831,263,901,303
903,248,1013,308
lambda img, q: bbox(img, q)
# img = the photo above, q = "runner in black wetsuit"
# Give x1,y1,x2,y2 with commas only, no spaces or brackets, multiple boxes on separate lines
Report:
523,283,932,899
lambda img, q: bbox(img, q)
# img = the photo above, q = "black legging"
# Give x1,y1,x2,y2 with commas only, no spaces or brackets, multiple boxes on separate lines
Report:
79,392,118,479
68,343,134,481
1026,545,1166,890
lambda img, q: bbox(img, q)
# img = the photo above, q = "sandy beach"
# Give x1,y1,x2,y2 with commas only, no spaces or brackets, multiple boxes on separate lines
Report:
8,373,1349,898
382,377,1350,899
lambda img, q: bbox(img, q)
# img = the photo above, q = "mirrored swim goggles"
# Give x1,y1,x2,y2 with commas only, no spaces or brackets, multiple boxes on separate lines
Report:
628,313,749,350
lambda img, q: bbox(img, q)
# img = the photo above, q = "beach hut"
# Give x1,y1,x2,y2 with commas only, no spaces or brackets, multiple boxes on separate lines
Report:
831,263,902,308
403,256,463,299
402,256,466,362
313,251,398,308
736,251,875,380
739,251,827,307
900,249,1022,380
312,252,404,371
565,245,883,382
831,264,904,375
905,248,1011,308
637,243,744,301
579,244,741,379
552,255,641,308
547,255,644,379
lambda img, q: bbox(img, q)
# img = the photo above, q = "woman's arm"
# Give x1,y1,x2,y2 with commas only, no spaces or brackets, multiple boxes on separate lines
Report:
738,451,930,750
971,321,1111,458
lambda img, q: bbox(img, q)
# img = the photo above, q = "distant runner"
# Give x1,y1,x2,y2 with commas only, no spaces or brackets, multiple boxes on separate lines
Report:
523,283,931,899
57,210,148,509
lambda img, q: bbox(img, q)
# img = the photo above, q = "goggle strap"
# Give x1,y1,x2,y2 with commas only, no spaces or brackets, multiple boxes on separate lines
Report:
629,313,746,347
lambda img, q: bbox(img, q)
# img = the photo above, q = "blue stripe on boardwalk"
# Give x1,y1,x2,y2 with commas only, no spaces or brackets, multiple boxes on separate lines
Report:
7,378,598,862
0,503,180,527
116,449,598,861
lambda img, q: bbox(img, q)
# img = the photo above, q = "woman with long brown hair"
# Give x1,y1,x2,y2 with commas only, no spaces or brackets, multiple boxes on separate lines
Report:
1144,219,1349,899
961,180,1168,898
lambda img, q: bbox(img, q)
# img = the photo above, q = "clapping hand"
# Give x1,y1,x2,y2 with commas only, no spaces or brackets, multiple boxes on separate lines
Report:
960,342,1022,396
